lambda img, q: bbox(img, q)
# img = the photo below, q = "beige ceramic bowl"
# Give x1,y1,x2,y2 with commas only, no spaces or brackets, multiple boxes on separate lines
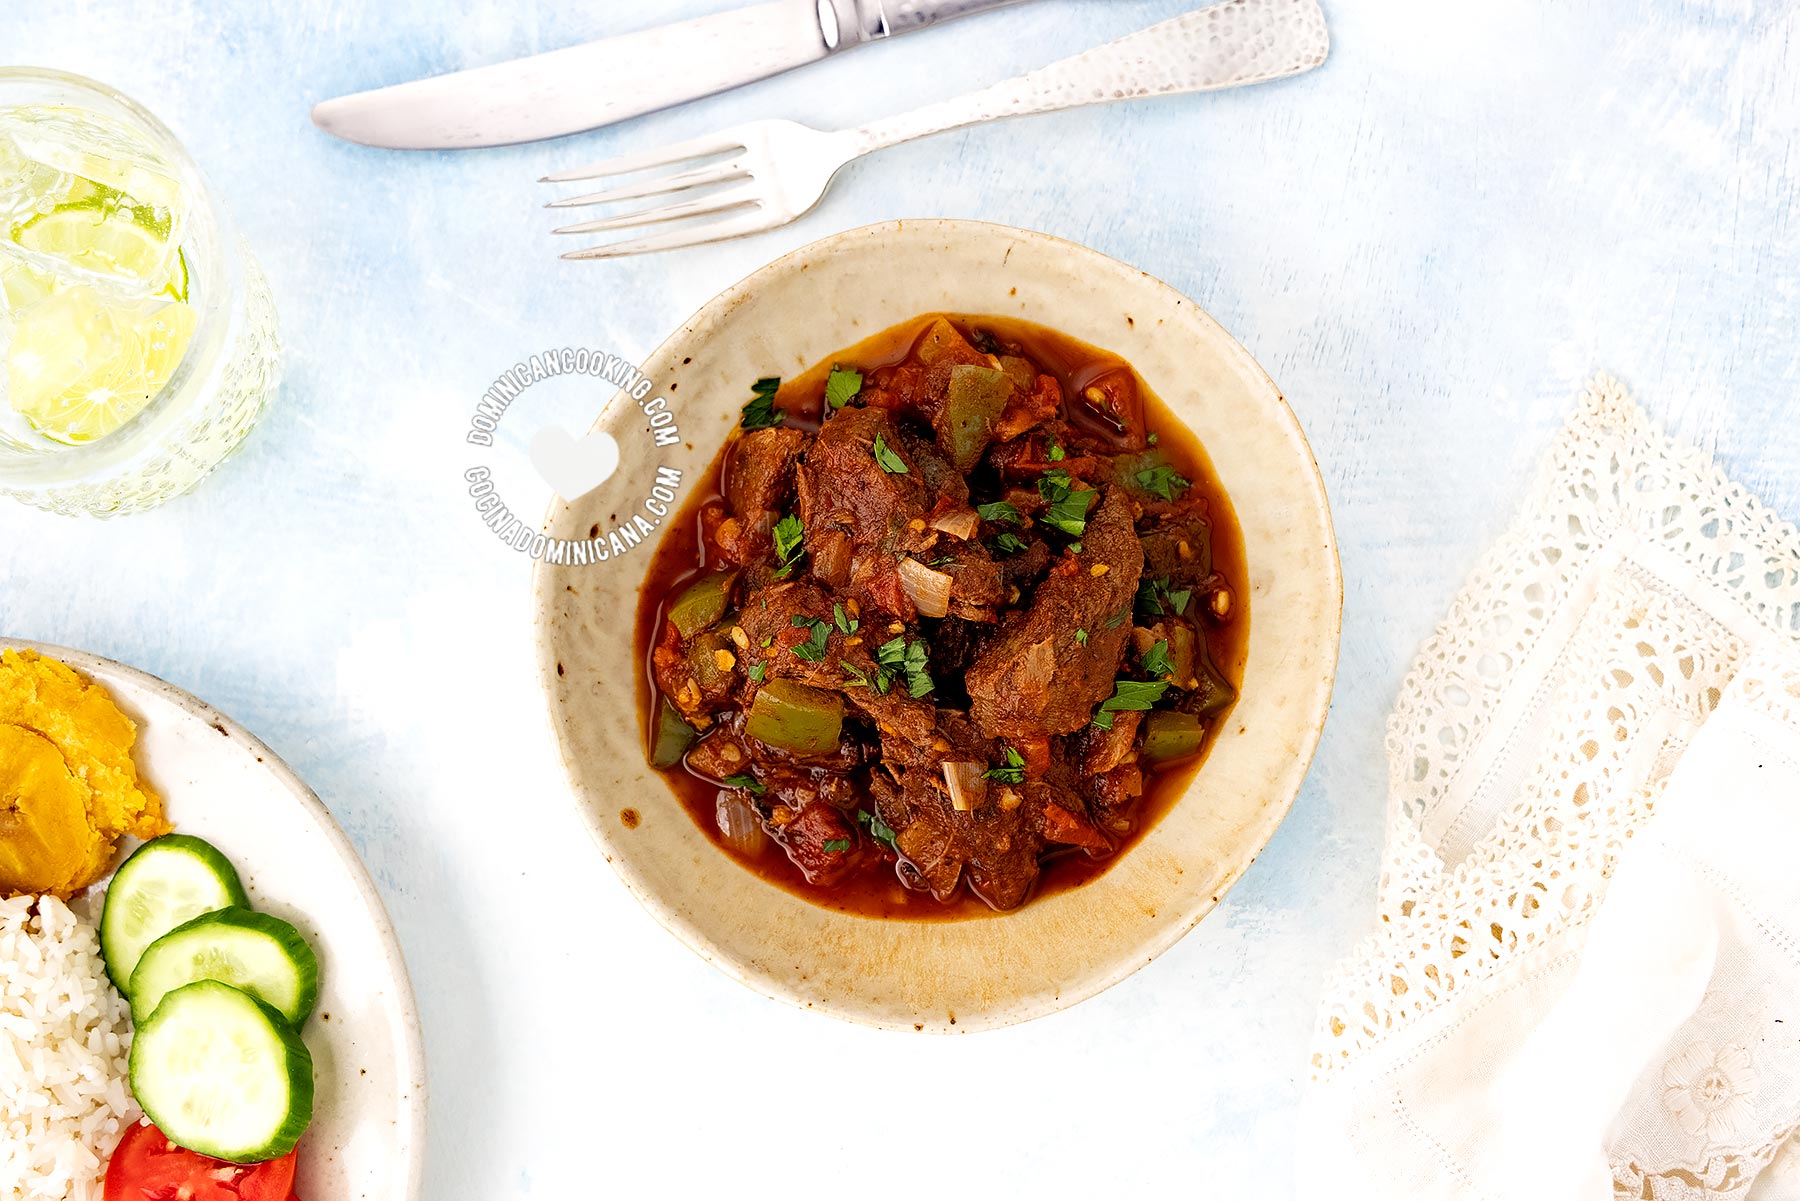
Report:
534,220,1340,1032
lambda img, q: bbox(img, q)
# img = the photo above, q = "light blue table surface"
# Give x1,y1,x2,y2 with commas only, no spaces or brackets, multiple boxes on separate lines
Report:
5,2,1798,1196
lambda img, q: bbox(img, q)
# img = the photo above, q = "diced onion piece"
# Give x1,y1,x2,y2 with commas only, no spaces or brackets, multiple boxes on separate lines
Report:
930,507,980,541
942,760,987,812
715,791,771,856
897,557,953,618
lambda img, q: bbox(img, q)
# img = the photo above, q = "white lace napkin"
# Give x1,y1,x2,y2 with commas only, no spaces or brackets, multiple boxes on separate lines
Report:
1299,376,1800,1200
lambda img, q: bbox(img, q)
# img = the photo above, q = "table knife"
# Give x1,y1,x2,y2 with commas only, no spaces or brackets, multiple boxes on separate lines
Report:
311,0,1027,150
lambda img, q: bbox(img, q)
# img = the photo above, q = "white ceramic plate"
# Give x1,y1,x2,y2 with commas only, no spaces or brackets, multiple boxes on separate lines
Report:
536,220,1342,1032
2,639,426,1199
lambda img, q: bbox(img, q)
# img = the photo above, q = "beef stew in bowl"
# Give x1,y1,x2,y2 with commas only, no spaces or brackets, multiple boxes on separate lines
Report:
536,219,1339,1030
638,314,1246,915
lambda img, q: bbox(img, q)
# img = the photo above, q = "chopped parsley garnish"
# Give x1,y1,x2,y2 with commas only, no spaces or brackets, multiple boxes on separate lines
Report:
876,635,933,698
747,662,765,683
1102,607,1130,630
823,365,863,409
1047,441,1065,462
1037,469,1095,537
1068,541,1083,554
760,634,775,648
771,513,805,577
1134,464,1191,501
1142,638,1175,680
990,532,1028,556
984,745,1026,784
1075,628,1089,647
739,376,783,429
841,662,872,688
976,500,1021,524
1136,576,1194,619
1045,491,1095,536
821,838,852,854
721,773,766,794
789,614,832,662
871,432,909,474
833,602,858,635
858,808,900,853
1146,432,1159,446
1091,679,1171,729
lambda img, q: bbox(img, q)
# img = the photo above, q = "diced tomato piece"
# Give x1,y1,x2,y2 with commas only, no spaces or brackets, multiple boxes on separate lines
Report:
104,1120,298,1201
1040,802,1110,851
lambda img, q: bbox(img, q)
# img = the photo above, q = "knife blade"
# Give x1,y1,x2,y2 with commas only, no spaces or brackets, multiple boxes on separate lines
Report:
311,0,1025,151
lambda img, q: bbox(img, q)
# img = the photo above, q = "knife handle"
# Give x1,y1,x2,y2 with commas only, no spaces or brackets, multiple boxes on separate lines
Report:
848,0,1328,153
825,0,1022,45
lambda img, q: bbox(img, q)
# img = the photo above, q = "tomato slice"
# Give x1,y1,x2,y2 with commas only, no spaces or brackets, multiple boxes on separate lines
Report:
104,1120,299,1201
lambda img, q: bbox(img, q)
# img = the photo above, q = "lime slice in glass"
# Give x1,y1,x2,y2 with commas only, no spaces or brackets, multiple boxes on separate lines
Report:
7,285,196,444
13,207,173,289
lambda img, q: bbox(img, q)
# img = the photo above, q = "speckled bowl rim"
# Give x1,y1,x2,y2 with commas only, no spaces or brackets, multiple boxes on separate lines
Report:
0,637,429,1195
533,219,1342,1032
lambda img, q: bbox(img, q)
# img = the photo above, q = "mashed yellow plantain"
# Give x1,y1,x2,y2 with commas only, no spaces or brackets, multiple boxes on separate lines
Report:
0,649,169,897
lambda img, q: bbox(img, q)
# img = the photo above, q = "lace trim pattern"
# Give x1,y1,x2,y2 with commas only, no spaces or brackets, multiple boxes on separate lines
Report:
1308,376,1800,1197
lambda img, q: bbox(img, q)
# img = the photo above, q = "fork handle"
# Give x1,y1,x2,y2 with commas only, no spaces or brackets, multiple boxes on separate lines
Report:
848,0,1328,155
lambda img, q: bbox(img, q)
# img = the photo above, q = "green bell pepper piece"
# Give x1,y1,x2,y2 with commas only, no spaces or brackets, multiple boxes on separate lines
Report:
1186,648,1237,720
939,364,1013,472
744,679,844,755
1140,710,1206,764
667,572,734,640
650,698,697,768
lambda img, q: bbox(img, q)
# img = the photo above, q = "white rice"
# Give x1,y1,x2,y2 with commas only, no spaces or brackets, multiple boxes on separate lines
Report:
0,890,139,1201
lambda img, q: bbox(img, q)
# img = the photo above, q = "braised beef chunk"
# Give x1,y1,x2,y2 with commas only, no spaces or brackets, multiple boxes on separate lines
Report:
797,407,967,554
795,407,973,621
935,542,1005,621
1076,709,1142,776
725,427,807,517
993,535,1052,592
869,711,1046,909
733,580,937,744
638,314,1244,913
988,428,1109,484
965,488,1144,739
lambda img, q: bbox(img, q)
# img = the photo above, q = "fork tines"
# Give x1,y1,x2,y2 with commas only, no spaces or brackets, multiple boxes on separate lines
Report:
543,128,765,260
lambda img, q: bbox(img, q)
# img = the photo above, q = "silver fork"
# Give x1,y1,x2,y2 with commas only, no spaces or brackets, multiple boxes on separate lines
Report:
544,0,1328,259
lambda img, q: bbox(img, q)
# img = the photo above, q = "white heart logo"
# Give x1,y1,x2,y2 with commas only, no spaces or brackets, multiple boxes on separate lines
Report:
529,426,621,501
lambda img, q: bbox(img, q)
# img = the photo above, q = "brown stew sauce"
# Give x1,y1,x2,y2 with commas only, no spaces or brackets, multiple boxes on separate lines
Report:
635,314,1247,920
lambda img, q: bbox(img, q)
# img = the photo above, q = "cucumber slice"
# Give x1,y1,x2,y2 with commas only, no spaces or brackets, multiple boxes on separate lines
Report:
129,907,320,1027
101,835,249,991
129,980,314,1163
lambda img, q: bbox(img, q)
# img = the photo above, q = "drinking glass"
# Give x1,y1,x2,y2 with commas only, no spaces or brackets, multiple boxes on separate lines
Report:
0,68,280,516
